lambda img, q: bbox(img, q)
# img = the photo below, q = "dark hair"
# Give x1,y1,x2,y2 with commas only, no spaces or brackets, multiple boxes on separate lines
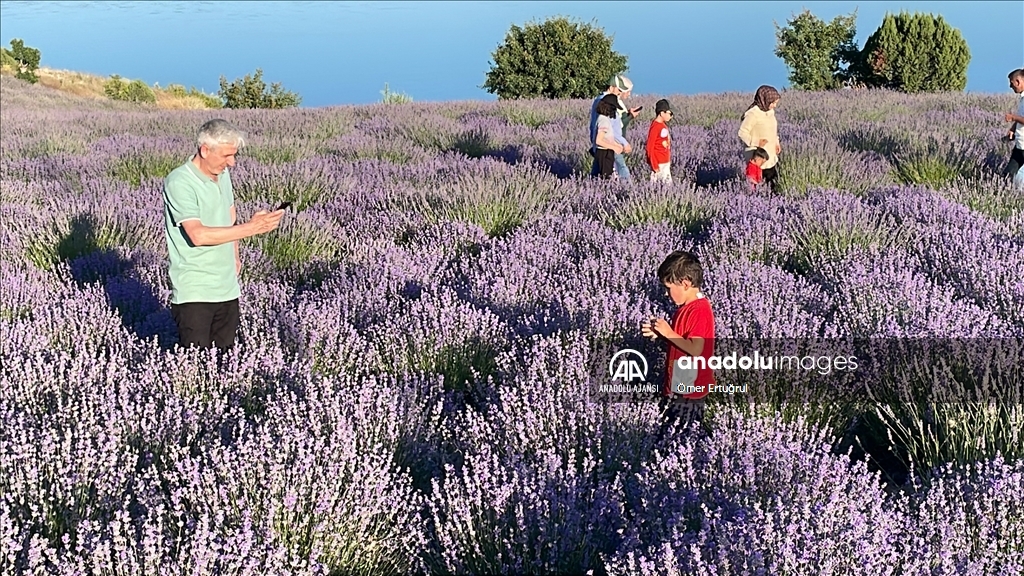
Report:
597,94,619,118
751,147,769,161
1010,69,1024,82
596,100,617,117
658,250,703,288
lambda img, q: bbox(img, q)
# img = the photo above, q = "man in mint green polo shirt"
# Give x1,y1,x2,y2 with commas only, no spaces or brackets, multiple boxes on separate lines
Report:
164,119,284,350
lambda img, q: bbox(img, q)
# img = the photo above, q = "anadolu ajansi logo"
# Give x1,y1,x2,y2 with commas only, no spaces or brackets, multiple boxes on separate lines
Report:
608,349,649,382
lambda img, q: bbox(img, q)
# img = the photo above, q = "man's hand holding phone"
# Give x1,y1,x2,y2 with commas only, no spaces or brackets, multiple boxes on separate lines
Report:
248,209,284,234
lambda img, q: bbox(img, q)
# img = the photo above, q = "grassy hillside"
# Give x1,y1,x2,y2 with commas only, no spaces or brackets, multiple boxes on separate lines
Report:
0,64,221,109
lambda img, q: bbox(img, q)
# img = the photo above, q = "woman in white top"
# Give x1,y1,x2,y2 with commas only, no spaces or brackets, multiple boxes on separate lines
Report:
738,85,782,192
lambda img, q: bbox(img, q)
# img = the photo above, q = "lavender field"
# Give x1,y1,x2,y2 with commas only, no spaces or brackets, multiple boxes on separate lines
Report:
1,74,1023,575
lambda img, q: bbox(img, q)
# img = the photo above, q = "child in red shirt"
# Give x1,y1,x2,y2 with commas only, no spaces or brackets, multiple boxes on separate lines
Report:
746,147,769,189
642,250,715,437
646,99,673,183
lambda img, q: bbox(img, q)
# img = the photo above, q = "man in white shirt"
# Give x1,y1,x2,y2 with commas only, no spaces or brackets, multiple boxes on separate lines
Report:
1004,68,1024,178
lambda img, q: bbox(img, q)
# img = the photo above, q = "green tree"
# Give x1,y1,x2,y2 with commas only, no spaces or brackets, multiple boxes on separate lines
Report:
853,11,970,92
483,16,628,99
774,9,859,90
218,68,301,109
7,38,41,84
104,74,157,103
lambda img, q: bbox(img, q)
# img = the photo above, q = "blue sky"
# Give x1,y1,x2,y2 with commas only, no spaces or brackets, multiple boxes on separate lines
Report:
1,1,1021,106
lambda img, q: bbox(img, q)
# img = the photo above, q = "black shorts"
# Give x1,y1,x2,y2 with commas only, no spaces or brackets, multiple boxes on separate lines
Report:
170,299,240,350
1007,147,1024,177
594,148,616,179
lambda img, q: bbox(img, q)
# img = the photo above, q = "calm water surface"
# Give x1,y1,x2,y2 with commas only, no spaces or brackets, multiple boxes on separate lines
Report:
1,0,1021,106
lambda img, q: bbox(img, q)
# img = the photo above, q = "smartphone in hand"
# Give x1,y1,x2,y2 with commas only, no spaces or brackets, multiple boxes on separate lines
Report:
275,201,292,211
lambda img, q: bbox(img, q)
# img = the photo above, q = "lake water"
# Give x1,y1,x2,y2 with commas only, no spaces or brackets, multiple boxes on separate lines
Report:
1,0,1021,107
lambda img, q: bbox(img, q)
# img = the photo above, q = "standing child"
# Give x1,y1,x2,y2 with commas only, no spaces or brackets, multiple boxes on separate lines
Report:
642,250,715,437
746,147,770,189
646,99,674,183
610,102,633,176
593,94,625,179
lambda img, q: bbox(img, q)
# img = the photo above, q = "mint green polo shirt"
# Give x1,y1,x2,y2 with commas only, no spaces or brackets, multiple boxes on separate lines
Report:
163,158,241,305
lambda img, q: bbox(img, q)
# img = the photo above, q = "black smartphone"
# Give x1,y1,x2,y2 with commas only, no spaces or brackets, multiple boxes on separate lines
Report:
276,201,292,211
635,106,644,112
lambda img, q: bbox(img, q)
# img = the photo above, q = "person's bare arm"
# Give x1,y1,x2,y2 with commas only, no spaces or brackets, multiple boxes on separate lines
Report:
643,318,705,356
232,206,241,274
181,209,282,247
596,130,624,154
666,334,705,357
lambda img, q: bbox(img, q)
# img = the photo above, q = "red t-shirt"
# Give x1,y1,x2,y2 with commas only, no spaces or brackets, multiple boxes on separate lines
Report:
663,295,715,399
746,161,762,185
646,120,671,171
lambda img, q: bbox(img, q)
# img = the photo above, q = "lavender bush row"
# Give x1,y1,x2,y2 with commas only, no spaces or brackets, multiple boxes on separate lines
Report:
605,409,1023,576
2,75,1022,574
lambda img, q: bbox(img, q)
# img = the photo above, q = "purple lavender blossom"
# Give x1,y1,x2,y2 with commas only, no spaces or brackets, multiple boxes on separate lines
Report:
2,74,1021,574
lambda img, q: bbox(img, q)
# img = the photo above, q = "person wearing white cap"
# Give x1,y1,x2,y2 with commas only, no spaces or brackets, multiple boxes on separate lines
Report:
589,75,641,180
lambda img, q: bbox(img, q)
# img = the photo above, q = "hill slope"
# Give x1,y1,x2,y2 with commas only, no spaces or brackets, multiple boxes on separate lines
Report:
0,66,220,109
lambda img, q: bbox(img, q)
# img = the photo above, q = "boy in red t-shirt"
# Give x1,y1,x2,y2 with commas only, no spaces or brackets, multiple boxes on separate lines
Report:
646,99,673,183
746,147,769,189
642,250,715,437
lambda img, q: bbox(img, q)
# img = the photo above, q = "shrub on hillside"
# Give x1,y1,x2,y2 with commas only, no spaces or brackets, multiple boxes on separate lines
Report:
103,74,156,104
0,47,16,71
2,39,41,83
774,9,860,90
773,10,971,93
380,82,413,104
218,68,301,109
853,11,970,92
483,16,628,99
164,83,222,108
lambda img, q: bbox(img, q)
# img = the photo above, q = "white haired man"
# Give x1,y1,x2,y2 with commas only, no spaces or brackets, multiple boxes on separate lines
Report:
163,118,283,350
589,75,641,180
